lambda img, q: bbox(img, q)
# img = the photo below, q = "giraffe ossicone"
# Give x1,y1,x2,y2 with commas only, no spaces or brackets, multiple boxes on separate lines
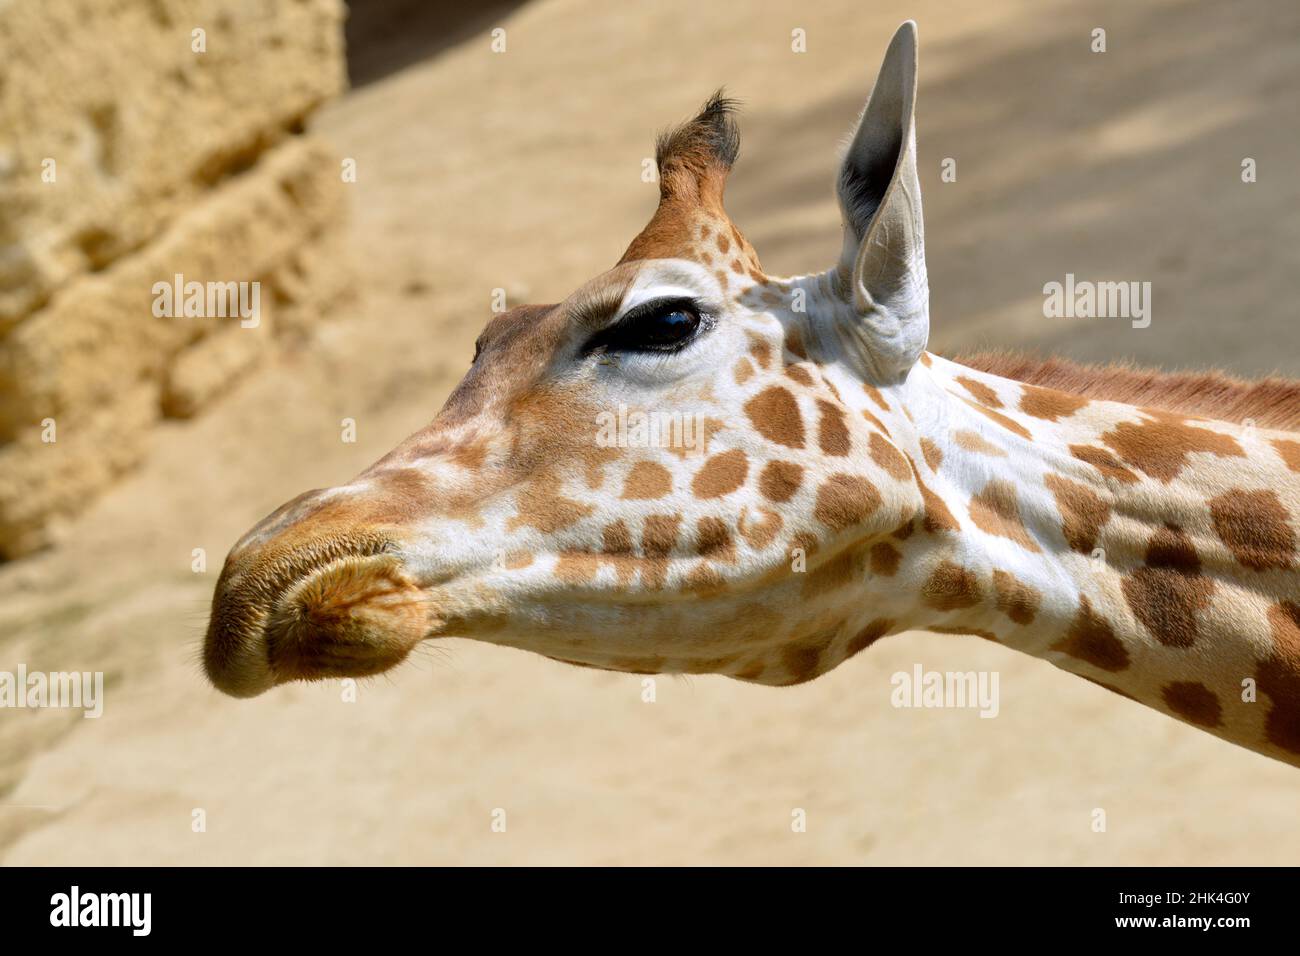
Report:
205,21,1300,769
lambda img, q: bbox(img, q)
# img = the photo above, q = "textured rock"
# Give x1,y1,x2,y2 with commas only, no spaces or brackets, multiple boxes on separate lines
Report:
161,229,357,418
0,137,347,438
0,381,157,557
0,0,347,324
0,0,349,558
0,137,351,556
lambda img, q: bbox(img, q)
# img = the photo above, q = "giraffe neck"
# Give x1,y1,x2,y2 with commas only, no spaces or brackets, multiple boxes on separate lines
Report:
875,352,1300,768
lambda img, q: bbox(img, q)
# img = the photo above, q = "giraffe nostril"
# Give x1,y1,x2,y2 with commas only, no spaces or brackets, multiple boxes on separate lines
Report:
262,552,428,684
203,533,403,698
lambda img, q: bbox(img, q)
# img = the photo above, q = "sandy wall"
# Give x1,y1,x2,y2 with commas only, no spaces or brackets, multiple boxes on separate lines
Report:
0,0,351,557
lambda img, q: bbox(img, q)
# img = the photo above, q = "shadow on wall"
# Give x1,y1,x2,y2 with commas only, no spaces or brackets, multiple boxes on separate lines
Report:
345,0,530,86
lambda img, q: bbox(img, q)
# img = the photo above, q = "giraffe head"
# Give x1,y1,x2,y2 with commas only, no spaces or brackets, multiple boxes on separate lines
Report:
204,23,934,697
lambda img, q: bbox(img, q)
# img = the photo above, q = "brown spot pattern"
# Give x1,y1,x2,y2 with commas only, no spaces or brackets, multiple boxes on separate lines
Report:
956,376,1002,408
816,400,851,456
914,472,959,533
682,563,726,595
869,433,911,481
861,408,888,433
603,519,633,555
785,364,814,387
555,552,602,584
747,333,773,369
954,430,1006,457
1121,524,1214,648
869,541,901,576
1209,489,1295,571
790,531,820,559
969,480,1041,552
993,569,1040,625
962,398,1033,439
813,474,881,532
1051,595,1130,672
695,517,734,561
758,460,803,503
692,449,748,498
784,328,808,360
641,514,680,557
1044,473,1111,554
745,386,805,448
921,561,982,611
1161,681,1223,728
1259,602,1300,754
862,384,891,412
919,437,943,471
1101,417,1244,483
1069,444,1140,484
844,618,894,658
802,548,861,598
781,637,826,684
508,477,594,534
622,461,672,500
1272,439,1300,473
1019,384,1089,421
738,507,783,550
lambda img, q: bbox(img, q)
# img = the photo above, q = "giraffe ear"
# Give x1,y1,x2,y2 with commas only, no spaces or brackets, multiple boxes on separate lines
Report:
834,21,928,383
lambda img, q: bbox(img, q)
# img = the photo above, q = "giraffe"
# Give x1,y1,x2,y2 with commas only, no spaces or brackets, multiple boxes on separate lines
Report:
204,22,1300,769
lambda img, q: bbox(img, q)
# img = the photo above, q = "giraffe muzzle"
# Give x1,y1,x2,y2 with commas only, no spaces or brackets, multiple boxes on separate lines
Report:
204,535,430,698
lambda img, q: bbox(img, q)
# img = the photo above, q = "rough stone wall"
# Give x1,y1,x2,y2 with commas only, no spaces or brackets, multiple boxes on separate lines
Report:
0,0,352,557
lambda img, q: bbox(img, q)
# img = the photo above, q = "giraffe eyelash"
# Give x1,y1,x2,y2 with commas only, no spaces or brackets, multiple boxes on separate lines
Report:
581,296,714,357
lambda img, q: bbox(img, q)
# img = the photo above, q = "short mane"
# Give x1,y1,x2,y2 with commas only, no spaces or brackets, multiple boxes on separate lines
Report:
952,350,1300,433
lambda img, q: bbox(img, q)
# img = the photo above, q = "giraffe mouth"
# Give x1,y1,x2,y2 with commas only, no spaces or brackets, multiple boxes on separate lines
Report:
263,552,431,684
204,539,430,697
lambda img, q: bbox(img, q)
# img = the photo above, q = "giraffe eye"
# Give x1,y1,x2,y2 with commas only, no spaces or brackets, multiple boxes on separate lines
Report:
585,297,707,356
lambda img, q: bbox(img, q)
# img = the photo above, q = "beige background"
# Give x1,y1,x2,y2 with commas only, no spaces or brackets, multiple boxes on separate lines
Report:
2,0,1298,864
